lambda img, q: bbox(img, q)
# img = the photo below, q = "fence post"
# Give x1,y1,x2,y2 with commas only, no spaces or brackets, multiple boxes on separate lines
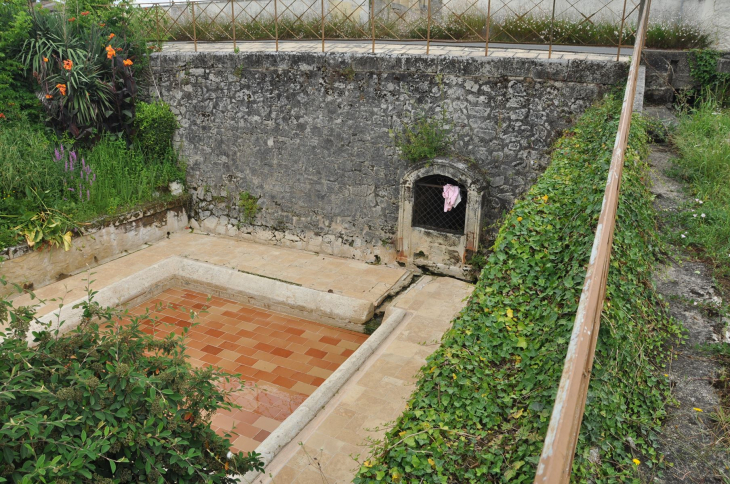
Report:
483,0,491,56
274,0,279,51
426,0,431,54
155,5,161,48
548,0,556,59
616,0,628,61
231,0,236,51
191,1,198,51
370,0,375,53
321,0,325,52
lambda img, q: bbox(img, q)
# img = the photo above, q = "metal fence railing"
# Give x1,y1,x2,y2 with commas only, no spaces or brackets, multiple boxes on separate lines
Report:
533,0,651,481
120,0,644,58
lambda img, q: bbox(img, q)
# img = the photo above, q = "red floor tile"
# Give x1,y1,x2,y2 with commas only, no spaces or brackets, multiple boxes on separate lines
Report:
124,287,369,454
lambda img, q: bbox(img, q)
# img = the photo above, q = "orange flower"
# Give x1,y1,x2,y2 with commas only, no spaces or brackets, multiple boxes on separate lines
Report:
68,17,76,22
108,33,115,40
115,47,122,52
105,45,116,59
45,94,53,99
63,59,73,70
123,59,133,66
81,10,90,15
0,113,5,120
43,57,48,62
56,83,67,96
99,23,106,27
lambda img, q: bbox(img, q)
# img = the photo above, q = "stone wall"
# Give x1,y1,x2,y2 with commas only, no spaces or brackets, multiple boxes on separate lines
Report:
151,51,627,271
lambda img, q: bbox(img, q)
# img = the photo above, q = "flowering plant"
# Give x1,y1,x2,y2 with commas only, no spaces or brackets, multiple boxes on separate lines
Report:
21,9,141,139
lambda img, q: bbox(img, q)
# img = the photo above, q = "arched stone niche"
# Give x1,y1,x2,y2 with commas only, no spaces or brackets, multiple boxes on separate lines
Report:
396,157,488,279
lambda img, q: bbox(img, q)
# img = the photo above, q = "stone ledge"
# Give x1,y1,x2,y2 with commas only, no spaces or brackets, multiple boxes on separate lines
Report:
152,50,629,85
30,256,375,341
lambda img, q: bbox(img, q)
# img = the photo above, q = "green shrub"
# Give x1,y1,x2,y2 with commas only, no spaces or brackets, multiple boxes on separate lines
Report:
134,100,180,161
392,109,452,164
0,280,264,483
355,96,680,483
0,0,42,125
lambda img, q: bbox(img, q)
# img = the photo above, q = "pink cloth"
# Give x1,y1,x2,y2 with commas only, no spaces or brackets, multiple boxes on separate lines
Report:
442,184,462,212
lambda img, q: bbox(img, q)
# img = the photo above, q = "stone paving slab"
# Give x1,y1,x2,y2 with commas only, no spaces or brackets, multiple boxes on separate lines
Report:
246,275,474,484
161,40,629,61
10,232,408,317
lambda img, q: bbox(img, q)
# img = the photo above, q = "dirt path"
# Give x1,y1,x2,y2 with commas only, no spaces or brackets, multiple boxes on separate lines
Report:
647,113,730,482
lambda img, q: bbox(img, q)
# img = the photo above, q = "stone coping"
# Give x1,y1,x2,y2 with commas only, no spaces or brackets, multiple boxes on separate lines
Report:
0,195,189,261
151,49,630,85
237,307,407,483
30,256,375,343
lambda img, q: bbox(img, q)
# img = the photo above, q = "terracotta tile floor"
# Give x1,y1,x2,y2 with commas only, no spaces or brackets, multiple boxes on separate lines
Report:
123,288,369,453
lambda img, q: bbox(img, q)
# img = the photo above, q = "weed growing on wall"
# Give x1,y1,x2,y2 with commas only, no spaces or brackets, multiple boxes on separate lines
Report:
355,95,680,482
686,50,730,106
391,108,452,164
238,191,260,224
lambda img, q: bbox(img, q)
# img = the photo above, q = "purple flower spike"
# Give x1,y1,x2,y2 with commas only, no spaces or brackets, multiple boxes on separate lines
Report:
70,151,77,163
68,188,74,192
60,145,64,155
54,148,60,161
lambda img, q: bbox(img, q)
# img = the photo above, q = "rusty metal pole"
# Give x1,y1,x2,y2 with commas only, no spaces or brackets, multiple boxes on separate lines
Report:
616,0,628,61
191,1,198,51
321,0,325,52
231,0,237,51
483,0,491,56
548,0,556,59
533,2,651,483
155,5,161,48
426,0,431,54
370,0,375,53
274,0,279,51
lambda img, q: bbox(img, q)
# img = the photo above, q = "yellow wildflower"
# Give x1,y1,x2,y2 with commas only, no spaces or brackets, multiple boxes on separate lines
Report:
363,460,373,468
542,195,548,202
506,308,513,319
517,216,523,221
452,373,457,380
428,458,435,467
632,458,640,466
693,407,703,412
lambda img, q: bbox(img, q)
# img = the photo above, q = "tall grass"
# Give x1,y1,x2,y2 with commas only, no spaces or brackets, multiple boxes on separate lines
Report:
72,137,184,220
0,132,184,250
0,122,60,203
159,11,711,49
671,98,730,280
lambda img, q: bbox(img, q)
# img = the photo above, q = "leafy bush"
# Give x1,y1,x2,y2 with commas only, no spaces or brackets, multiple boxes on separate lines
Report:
355,96,680,483
0,0,42,125
392,109,452,164
0,280,264,483
134,100,180,161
